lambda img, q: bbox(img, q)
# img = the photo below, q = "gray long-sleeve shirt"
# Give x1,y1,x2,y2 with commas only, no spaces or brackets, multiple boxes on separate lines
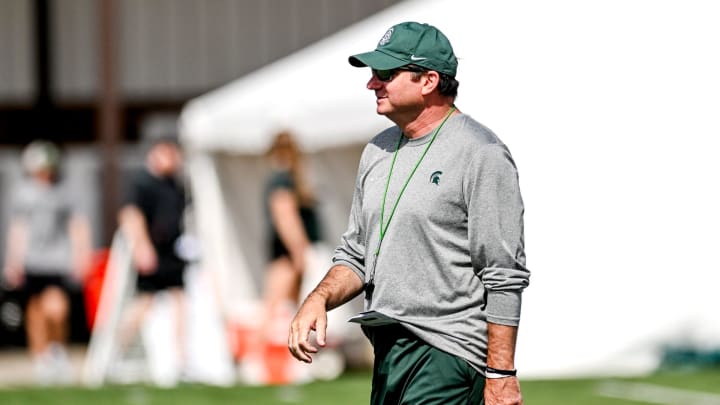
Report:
333,113,530,372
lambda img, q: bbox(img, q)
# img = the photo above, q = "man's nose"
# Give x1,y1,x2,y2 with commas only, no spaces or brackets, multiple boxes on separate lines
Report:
367,75,383,90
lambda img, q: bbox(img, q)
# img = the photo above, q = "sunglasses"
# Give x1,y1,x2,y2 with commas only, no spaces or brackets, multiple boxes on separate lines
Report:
372,66,426,82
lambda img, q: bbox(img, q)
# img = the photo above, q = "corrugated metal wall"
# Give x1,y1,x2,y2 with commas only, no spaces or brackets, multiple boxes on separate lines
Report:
0,0,34,103
53,0,97,100
0,0,403,103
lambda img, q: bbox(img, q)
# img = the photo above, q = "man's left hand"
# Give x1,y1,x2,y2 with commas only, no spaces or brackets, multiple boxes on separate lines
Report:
485,376,523,405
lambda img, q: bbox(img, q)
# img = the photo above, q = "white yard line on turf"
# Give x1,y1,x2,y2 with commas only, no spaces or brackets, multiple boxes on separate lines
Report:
596,381,720,405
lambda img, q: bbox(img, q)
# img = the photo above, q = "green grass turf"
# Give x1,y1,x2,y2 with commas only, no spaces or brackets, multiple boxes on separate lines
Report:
522,368,720,405
1,368,719,404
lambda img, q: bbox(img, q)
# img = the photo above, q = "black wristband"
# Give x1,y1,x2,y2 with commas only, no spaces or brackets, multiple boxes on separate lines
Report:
485,367,517,376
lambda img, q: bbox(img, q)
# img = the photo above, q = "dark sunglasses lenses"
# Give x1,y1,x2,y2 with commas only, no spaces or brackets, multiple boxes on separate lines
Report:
373,66,424,82
373,69,396,82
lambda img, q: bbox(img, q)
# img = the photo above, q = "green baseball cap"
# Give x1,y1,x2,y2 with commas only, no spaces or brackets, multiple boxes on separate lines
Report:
349,21,458,77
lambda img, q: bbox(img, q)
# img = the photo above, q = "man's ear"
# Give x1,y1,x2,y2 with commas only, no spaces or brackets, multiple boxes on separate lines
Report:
420,71,441,96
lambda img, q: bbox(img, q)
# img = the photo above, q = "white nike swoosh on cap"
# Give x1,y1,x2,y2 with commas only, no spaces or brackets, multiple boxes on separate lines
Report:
410,55,427,61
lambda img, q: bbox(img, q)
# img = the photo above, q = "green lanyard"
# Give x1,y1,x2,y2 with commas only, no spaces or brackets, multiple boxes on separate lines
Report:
366,106,456,299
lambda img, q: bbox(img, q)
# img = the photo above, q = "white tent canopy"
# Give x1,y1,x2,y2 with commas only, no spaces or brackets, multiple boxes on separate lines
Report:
181,0,720,378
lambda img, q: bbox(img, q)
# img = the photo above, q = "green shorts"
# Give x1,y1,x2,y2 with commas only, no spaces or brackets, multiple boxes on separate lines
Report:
365,324,485,405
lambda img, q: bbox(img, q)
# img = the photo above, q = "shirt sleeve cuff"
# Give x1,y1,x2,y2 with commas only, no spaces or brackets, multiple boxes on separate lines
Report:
485,290,523,326
331,258,365,284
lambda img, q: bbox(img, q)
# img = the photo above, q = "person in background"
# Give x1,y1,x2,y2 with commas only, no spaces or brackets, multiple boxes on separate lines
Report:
260,131,320,343
289,22,530,404
2,140,93,384
116,136,188,378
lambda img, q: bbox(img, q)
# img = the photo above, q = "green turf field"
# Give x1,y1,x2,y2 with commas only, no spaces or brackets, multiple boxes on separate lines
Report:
1,368,719,404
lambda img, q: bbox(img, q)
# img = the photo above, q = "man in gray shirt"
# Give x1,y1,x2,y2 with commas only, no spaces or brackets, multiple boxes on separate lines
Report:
3,140,92,384
289,21,530,404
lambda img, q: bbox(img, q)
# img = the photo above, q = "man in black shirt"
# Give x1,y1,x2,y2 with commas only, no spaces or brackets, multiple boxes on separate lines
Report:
117,136,187,380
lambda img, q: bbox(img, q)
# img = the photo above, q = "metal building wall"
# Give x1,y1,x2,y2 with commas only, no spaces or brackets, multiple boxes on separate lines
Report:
0,0,403,103
0,0,34,103
52,0,97,101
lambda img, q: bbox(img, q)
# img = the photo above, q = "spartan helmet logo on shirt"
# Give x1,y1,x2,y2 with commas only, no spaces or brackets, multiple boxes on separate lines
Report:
378,28,394,46
430,171,443,185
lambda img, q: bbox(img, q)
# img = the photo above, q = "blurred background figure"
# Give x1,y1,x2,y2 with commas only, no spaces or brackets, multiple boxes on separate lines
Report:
2,140,93,385
241,131,321,384
263,131,320,323
115,136,188,382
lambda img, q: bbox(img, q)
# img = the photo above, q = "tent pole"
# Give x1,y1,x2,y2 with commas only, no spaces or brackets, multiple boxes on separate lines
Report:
98,0,122,245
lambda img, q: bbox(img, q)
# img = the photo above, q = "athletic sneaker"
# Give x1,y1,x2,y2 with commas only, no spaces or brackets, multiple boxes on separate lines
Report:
33,352,54,386
48,343,74,385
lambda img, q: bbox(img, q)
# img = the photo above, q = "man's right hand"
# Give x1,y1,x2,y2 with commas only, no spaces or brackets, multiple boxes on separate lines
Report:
287,264,364,363
288,294,328,363
133,242,158,275
2,265,23,289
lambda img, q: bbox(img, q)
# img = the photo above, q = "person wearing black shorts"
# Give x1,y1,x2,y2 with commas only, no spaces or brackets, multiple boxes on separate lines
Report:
3,140,93,385
116,136,187,378
249,132,320,364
